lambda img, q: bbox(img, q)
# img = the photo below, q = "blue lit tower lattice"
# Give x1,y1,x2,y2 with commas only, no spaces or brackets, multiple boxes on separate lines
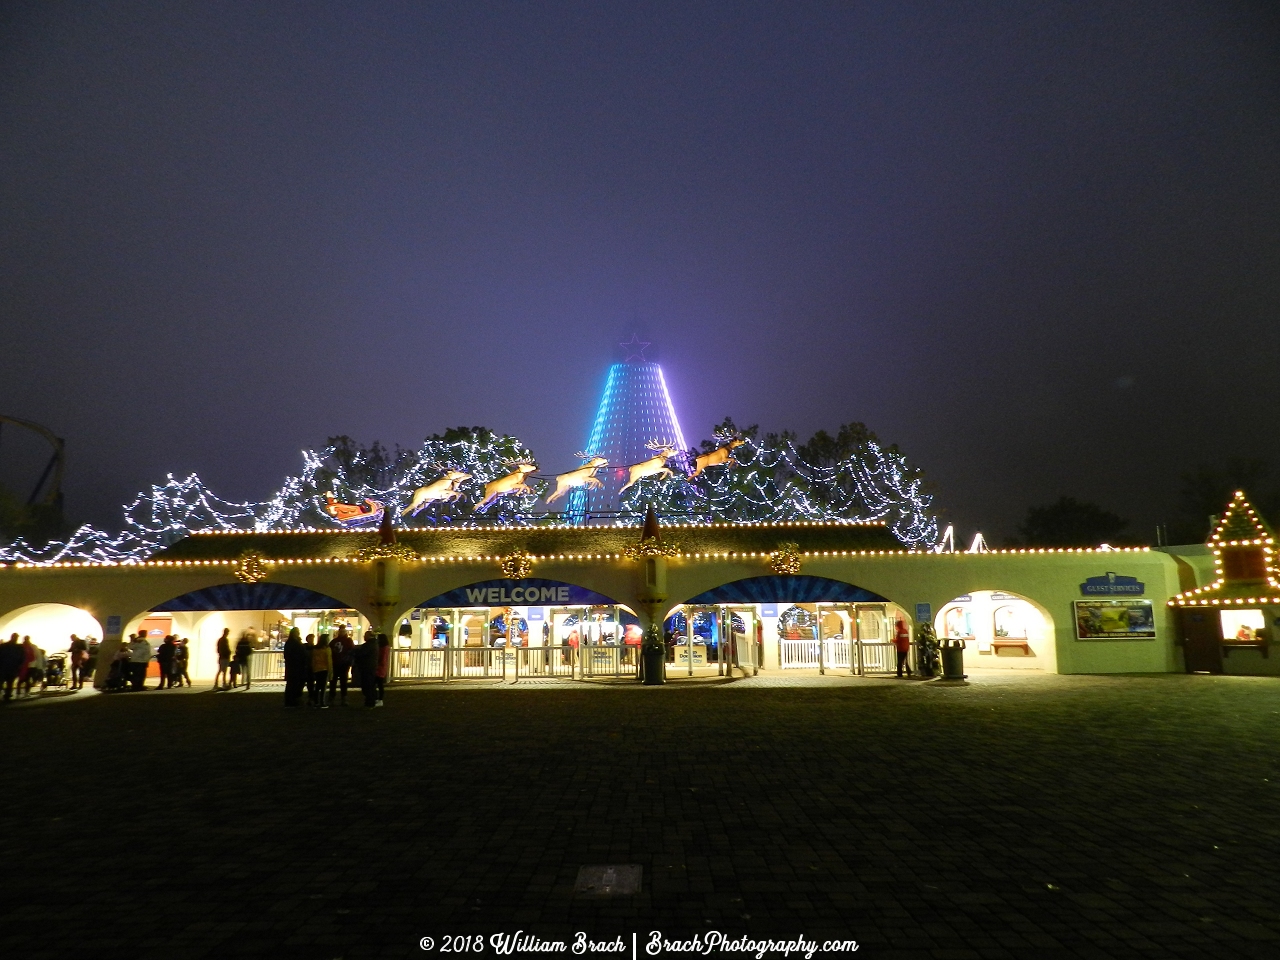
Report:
567,338,687,524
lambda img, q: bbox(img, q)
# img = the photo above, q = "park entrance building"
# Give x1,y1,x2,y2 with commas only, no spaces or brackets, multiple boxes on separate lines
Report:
6,494,1273,683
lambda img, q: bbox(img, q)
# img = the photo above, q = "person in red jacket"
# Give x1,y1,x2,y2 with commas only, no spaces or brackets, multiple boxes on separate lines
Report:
894,619,913,678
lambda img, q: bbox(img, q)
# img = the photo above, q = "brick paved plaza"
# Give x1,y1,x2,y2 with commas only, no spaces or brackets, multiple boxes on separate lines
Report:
2,672,1278,960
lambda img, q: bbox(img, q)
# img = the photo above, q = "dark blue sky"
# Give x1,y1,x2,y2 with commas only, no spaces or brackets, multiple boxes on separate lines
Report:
1,1,1277,541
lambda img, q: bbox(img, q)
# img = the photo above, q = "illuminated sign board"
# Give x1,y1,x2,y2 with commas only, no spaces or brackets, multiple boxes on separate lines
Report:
1080,572,1145,596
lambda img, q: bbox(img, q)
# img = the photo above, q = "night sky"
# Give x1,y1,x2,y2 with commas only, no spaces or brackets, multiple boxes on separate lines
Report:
2,1,1277,543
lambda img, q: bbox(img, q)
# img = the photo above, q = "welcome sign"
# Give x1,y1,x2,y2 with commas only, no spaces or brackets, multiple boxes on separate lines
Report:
1080,572,1144,596
417,578,620,609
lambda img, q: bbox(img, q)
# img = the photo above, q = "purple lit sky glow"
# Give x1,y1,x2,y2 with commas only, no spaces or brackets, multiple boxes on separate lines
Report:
1,1,1277,542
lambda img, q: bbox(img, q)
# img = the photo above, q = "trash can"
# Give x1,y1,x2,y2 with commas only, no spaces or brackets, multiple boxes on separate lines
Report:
642,647,666,685
941,641,966,681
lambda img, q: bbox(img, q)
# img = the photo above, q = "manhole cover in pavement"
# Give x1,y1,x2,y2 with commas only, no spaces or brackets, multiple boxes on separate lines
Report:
574,864,642,897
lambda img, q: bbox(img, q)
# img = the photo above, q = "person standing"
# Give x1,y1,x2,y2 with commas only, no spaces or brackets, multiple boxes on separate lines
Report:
302,633,317,705
374,634,390,707
282,627,305,707
328,626,353,706
68,634,88,690
0,634,23,702
23,643,45,696
894,618,913,679
310,635,332,708
214,628,233,690
17,636,35,696
174,637,192,687
155,636,177,690
357,631,378,708
129,631,153,691
234,633,253,689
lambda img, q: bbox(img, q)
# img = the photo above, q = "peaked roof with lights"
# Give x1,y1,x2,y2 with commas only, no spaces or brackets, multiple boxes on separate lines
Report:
1168,490,1279,607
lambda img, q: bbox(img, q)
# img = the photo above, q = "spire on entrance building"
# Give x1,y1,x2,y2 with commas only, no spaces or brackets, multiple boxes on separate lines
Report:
567,342,687,524
641,506,662,543
379,508,397,546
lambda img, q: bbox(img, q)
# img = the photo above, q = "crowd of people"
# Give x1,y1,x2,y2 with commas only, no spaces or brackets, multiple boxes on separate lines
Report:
0,632,96,700
104,632,196,692
281,626,389,709
2,624,393,706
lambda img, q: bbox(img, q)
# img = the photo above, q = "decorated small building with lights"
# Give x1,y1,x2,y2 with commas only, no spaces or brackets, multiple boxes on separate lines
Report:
1168,491,1279,675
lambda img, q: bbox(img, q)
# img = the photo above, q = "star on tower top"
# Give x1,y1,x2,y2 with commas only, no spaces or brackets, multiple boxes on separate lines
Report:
621,334,650,362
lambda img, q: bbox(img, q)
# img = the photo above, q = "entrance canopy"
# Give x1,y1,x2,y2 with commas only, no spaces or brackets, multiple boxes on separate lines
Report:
683,575,887,605
417,578,621,608
151,582,351,612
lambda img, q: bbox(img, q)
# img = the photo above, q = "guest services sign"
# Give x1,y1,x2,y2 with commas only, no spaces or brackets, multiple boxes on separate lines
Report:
1079,572,1145,596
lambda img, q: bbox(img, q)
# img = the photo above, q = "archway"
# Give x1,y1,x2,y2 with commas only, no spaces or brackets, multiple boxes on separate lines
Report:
670,575,904,676
140,582,363,685
934,590,1055,672
411,578,638,681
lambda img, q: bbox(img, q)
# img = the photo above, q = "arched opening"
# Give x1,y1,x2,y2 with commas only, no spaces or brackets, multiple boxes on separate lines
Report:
934,590,1055,671
139,582,364,687
410,578,638,681
668,575,907,677
0,603,103,695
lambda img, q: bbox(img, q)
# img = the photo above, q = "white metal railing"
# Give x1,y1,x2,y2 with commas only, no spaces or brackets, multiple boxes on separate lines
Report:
778,638,907,675
513,644,578,679
858,642,899,674
449,646,512,679
247,649,285,681
581,643,639,679
780,639,820,669
824,638,851,669
392,647,448,680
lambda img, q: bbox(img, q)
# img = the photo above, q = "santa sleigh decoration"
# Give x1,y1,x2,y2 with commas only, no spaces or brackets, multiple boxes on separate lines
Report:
322,492,385,528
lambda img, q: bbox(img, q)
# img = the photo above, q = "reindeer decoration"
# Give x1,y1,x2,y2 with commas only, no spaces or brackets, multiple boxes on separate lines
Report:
545,453,609,504
475,463,538,511
404,470,470,517
690,436,746,477
619,441,678,494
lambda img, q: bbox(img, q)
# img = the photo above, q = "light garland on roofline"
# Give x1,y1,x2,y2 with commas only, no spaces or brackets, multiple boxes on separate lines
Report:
4,543,1152,571
1168,490,1280,607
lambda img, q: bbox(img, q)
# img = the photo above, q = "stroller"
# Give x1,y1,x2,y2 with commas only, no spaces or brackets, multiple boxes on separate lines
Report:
105,656,128,692
44,654,67,690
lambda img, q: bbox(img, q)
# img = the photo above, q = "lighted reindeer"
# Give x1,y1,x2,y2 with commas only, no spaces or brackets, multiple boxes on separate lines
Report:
476,462,538,511
690,436,746,477
619,441,678,494
546,453,609,504
404,470,470,517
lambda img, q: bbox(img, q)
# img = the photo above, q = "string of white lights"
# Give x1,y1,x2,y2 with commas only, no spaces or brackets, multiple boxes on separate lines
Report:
0,427,938,563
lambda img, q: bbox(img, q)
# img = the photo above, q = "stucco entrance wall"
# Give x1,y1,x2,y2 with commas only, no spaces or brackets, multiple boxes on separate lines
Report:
0,525,1198,678
622,545,1183,675
757,550,1182,675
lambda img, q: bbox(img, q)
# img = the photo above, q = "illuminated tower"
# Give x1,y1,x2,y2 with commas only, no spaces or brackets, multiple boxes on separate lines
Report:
567,336,687,523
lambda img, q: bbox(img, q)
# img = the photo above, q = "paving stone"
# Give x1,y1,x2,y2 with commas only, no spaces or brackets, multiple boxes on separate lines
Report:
0,672,1277,958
